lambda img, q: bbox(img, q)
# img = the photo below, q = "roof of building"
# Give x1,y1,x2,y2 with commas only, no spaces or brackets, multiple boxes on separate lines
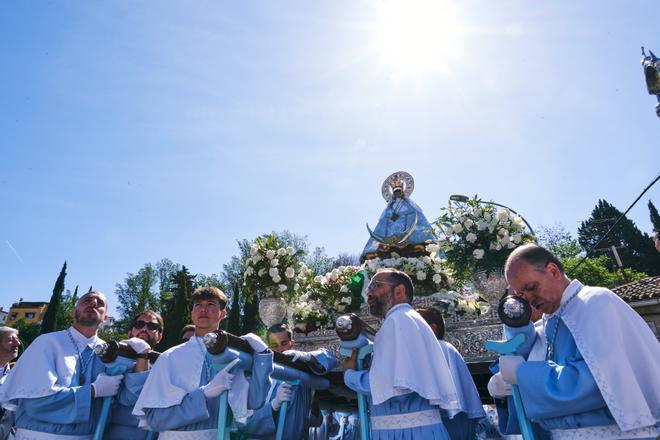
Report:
10,301,49,309
612,276,660,303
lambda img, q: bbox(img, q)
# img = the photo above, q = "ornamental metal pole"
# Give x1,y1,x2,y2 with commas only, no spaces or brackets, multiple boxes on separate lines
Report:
93,364,129,440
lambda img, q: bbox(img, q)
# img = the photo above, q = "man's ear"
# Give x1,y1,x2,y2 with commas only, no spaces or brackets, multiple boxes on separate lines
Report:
394,284,407,302
547,262,561,279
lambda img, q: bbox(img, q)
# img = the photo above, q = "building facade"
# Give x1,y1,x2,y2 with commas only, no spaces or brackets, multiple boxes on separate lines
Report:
6,301,49,326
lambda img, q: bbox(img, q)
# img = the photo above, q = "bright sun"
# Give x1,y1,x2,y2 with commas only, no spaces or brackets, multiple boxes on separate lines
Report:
371,0,461,77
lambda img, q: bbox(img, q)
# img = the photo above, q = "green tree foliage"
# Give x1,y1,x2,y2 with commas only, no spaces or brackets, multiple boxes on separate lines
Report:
578,200,659,276
649,200,660,232
115,263,160,332
156,258,180,309
306,247,335,276
563,255,647,288
332,253,360,268
537,225,584,260
40,262,67,335
222,239,251,335
14,318,42,349
160,266,195,350
56,285,78,330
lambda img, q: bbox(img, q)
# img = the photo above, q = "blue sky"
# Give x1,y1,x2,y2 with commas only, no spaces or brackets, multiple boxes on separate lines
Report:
2,1,659,316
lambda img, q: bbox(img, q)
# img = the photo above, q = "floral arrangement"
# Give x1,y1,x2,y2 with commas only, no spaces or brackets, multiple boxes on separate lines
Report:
243,234,305,300
362,249,450,296
432,288,491,317
287,291,331,334
289,265,366,333
434,196,535,284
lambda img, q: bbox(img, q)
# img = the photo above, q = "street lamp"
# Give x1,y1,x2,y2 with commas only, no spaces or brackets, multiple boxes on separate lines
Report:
449,194,536,237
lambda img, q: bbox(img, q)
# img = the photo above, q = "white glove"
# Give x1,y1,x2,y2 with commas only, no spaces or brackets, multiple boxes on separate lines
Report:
125,337,151,354
487,372,513,398
202,358,240,398
92,373,124,398
271,382,292,411
283,349,312,363
499,355,525,384
241,333,268,352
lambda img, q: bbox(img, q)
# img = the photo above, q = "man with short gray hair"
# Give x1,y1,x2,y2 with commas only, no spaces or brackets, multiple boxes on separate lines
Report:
495,244,660,438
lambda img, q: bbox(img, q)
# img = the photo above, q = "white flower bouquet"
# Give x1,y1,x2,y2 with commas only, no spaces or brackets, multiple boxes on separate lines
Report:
434,195,535,284
362,250,450,296
243,234,305,300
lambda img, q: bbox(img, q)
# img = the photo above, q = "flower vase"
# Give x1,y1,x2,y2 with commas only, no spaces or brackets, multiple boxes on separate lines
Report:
258,296,287,327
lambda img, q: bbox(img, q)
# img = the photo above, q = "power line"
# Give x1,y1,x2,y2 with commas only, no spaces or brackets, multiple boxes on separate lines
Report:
569,171,660,276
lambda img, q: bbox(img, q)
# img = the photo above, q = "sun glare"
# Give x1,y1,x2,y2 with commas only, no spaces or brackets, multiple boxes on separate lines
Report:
372,0,461,77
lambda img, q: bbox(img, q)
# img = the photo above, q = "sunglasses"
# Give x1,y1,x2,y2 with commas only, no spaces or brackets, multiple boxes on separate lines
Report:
366,279,398,293
133,320,161,331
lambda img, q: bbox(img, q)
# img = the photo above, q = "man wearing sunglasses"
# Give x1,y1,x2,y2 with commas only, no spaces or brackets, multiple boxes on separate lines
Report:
341,269,460,439
104,310,164,439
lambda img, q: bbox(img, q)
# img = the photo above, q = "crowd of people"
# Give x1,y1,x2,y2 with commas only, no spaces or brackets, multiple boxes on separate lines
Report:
0,244,657,440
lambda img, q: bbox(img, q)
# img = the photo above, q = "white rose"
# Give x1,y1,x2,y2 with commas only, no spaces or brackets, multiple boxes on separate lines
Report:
287,246,295,255
452,223,463,233
272,275,282,283
473,249,485,259
278,284,287,292
466,232,477,243
416,271,427,281
270,258,279,267
499,235,510,245
266,250,275,259
497,210,510,221
268,268,279,277
464,219,474,229
245,266,254,276
250,244,259,255
258,268,266,277
285,267,295,278
277,248,287,256
432,274,443,284
252,254,262,263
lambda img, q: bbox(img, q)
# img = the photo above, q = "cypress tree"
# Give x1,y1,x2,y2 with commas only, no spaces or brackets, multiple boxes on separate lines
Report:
159,266,195,350
649,200,660,232
40,262,67,335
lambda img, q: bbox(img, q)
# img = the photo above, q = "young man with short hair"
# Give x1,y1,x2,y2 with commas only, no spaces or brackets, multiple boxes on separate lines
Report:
134,286,273,439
